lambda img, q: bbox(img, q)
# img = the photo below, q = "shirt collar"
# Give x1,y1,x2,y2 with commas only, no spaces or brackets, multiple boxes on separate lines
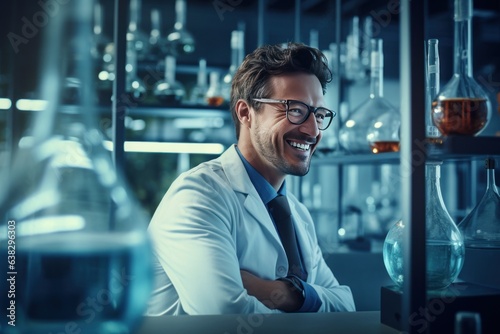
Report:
235,146,286,205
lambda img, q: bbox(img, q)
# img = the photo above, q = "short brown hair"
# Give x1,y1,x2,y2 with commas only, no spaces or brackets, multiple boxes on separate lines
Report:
230,42,332,139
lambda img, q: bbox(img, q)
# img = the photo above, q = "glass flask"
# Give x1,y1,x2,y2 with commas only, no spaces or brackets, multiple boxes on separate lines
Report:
153,55,186,105
383,162,465,290
340,39,397,154
190,58,208,105
221,30,244,103
426,39,442,142
366,107,401,153
458,158,500,248
344,16,365,82
127,0,150,61
206,71,225,107
166,0,195,56
148,8,167,60
431,0,491,136
0,1,152,333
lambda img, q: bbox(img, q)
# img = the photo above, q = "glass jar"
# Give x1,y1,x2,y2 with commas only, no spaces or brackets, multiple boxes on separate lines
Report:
458,158,500,248
0,2,152,333
431,0,491,136
383,162,465,290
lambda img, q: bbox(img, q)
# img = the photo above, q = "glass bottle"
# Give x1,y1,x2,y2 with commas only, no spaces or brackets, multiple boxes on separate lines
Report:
383,162,465,290
426,39,442,142
166,0,195,56
431,0,491,136
221,30,244,103
153,55,186,105
458,158,500,248
340,39,398,154
206,71,224,107
0,1,152,333
190,58,208,105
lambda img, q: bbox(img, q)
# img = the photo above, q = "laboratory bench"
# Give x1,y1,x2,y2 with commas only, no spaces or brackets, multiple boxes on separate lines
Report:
138,311,399,334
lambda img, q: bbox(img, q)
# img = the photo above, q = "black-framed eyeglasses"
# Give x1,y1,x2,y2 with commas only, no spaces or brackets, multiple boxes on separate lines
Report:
252,98,336,131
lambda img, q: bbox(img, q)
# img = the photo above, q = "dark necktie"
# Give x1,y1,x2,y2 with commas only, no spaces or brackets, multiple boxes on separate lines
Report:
268,195,307,280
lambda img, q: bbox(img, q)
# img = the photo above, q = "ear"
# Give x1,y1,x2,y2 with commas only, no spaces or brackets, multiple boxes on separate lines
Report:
235,99,252,127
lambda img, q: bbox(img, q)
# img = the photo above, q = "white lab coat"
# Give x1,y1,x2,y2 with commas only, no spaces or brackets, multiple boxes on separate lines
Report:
146,145,355,315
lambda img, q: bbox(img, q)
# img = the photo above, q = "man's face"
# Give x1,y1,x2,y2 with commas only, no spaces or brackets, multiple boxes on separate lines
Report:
246,73,324,182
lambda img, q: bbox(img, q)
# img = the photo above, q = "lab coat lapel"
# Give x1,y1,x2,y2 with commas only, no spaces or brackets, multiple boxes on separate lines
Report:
220,146,283,247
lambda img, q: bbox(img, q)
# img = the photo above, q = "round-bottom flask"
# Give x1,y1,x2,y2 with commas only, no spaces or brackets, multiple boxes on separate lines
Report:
431,0,491,136
383,162,465,290
458,158,500,248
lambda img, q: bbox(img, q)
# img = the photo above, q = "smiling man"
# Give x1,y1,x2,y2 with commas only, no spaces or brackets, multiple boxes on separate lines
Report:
147,43,356,315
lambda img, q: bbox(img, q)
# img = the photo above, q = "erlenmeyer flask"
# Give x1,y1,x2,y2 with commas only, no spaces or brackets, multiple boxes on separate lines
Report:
340,39,396,154
431,0,491,136
383,162,465,290
458,158,500,248
0,2,152,333
153,55,186,105
166,0,195,56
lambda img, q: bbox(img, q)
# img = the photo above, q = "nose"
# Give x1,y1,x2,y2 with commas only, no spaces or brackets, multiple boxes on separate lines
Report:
298,112,320,137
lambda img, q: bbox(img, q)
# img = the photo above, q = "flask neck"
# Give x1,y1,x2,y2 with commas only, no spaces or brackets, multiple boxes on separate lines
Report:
33,0,96,142
175,0,187,29
229,30,243,74
370,65,383,98
370,39,383,98
165,56,177,84
426,163,447,207
453,18,472,76
486,168,499,193
427,39,440,98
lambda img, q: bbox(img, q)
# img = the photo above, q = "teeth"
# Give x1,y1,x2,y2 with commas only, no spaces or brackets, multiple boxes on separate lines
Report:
289,141,310,151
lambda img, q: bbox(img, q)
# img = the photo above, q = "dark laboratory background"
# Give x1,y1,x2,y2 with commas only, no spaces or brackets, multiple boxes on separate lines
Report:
1,0,500,312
